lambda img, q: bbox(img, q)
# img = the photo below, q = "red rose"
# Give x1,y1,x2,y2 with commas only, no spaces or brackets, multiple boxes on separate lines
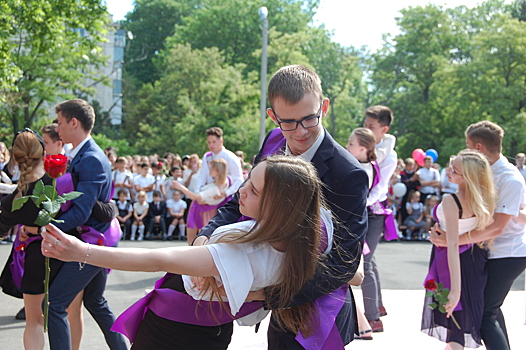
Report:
424,279,437,291
44,154,68,178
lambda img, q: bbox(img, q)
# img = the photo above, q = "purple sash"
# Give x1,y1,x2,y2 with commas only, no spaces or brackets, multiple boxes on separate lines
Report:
296,286,347,349
10,174,120,287
367,162,398,241
187,178,233,229
425,210,471,311
424,245,472,312
111,274,263,343
261,127,287,157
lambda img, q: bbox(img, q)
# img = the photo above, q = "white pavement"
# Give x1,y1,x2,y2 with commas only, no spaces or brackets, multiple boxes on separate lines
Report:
229,289,526,349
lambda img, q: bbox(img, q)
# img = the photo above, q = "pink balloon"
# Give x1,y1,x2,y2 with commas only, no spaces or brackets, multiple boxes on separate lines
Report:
412,148,425,166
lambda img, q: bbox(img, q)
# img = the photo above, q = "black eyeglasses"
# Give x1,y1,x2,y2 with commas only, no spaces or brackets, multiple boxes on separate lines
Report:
272,104,323,132
13,128,45,155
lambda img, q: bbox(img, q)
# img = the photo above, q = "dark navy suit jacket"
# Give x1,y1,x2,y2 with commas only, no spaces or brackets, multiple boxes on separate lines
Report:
55,138,113,234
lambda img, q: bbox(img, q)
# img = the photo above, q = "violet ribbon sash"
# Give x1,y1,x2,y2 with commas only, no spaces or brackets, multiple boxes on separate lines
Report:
111,273,263,343
367,162,398,241
424,244,473,312
11,226,42,288
11,173,76,288
261,127,287,158
296,285,347,350
187,177,233,229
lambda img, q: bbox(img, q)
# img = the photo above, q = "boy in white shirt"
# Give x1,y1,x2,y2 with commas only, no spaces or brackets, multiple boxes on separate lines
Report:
417,156,441,202
165,190,187,240
431,120,526,350
134,163,155,203
112,157,133,200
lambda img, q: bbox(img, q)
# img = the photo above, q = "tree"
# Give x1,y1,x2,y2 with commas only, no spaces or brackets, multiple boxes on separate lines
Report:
123,44,260,156
170,0,318,75
0,0,109,135
122,0,202,85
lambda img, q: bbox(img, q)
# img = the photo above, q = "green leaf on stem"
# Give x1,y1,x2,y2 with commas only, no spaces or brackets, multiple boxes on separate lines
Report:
442,288,450,295
438,305,447,313
35,210,53,227
425,291,434,297
12,197,29,211
33,180,44,197
34,194,50,207
60,191,83,201
42,200,62,216
43,185,56,201
428,302,437,309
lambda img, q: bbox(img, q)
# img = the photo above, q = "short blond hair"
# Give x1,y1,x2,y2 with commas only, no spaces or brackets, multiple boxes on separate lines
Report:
465,121,503,154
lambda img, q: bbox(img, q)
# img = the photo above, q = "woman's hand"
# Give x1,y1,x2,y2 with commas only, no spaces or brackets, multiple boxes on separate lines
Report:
444,290,460,318
190,276,205,291
40,224,85,262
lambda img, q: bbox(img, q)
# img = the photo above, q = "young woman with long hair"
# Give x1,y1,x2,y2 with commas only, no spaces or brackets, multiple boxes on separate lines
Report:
422,149,496,349
41,155,328,350
0,129,62,350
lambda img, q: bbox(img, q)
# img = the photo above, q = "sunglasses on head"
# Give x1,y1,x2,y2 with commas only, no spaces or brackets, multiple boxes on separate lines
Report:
13,128,45,155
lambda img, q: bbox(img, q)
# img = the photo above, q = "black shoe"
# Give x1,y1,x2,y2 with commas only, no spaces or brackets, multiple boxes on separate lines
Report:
15,307,25,320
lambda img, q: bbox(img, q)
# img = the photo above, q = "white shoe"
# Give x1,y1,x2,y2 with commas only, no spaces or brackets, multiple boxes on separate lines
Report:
130,235,135,241
138,235,143,241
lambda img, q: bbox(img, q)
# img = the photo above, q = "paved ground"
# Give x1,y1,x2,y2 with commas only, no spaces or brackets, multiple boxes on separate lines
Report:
0,240,523,349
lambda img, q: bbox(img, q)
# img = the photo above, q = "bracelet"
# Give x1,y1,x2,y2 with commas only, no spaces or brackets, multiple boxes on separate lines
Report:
78,243,91,270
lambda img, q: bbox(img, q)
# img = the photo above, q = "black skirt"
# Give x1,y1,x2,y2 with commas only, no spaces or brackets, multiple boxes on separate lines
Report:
0,239,63,296
421,244,487,348
131,274,234,350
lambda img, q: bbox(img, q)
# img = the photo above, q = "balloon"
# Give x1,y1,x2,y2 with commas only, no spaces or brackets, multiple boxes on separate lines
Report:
392,183,407,197
412,148,425,167
425,149,438,163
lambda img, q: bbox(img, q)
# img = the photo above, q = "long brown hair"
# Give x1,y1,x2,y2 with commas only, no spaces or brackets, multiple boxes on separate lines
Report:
201,155,324,336
12,131,44,199
352,127,377,162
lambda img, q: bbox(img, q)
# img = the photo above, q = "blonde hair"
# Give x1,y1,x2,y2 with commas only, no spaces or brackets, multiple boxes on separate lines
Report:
457,149,495,231
137,191,147,201
351,128,377,162
201,156,324,336
12,131,44,200
209,158,227,185
0,142,10,164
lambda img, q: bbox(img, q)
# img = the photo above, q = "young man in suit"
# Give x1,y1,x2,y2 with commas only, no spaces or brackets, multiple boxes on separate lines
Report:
195,65,369,348
48,99,126,350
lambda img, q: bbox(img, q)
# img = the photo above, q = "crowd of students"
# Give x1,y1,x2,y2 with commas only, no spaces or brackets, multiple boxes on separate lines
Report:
103,143,251,242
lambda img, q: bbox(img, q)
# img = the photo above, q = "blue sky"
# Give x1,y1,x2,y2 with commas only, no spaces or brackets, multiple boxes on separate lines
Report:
105,0,512,52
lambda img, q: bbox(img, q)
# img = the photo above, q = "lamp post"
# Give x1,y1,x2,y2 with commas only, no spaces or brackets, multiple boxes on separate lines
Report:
258,6,268,148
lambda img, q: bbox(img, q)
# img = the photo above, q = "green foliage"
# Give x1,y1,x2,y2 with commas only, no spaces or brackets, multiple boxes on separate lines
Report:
123,43,260,157
122,0,202,84
92,133,138,156
0,0,110,136
367,1,526,162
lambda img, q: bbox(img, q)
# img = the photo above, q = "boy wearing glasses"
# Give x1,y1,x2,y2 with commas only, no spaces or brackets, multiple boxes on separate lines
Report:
194,65,369,348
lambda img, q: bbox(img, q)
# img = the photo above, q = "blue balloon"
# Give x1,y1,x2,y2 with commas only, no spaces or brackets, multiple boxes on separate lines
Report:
425,149,438,162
